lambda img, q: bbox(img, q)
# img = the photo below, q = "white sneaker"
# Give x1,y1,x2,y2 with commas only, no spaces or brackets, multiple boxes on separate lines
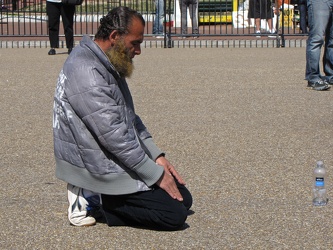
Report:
255,30,261,38
154,34,165,39
268,29,277,38
67,184,102,226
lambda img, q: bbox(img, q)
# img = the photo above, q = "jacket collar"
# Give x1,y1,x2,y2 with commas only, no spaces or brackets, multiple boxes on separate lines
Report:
80,35,121,80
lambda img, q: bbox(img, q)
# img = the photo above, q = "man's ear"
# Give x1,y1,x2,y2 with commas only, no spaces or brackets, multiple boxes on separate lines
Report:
109,30,121,47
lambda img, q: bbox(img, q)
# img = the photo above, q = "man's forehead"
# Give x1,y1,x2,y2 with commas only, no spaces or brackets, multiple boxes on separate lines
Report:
128,17,144,32
126,18,144,40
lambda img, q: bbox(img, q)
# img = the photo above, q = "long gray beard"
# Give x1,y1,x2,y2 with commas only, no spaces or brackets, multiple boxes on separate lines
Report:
105,41,134,78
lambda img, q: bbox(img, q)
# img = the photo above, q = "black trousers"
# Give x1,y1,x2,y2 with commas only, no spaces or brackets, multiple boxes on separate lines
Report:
46,1,75,49
101,182,193,231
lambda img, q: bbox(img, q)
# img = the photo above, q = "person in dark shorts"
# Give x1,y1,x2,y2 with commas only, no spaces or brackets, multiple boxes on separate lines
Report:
248,0,275,35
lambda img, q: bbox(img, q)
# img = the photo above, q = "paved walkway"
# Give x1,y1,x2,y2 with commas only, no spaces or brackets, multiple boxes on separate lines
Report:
1,46,333,249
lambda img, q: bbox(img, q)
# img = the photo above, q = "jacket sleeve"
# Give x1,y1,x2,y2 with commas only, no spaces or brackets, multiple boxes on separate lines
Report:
65,65,163,185
134,115,164,161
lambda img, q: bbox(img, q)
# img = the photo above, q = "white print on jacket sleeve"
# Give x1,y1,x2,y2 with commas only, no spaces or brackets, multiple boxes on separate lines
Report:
53,70,73,129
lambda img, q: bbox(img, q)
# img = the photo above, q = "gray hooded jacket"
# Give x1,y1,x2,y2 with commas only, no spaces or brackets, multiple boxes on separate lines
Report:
53,35,164,195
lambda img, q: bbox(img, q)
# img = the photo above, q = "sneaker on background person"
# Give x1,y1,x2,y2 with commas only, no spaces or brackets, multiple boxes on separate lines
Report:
154,33,165,39
268,29,277,38
67,184,103,226
192,31,200,39
48,48,56,55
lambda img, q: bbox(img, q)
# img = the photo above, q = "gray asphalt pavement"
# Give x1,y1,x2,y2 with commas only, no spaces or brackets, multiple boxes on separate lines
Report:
1,46,333,249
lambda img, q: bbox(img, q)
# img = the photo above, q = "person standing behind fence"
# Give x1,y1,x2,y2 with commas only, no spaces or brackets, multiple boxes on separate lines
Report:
305,0,333,90
153,0,164,38
298,0,308,34
178,0,199,38
46,0,75,55
248,0,275,36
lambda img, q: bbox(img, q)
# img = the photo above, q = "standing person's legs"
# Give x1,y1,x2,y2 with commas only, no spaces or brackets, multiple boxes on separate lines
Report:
179,0,188,34
306,0,330,83
261,0,273,32
254,0,261,32
101,182,193,231
153,0,164,35
323,8,333,81
188,0,199,34
299,0,308,33
255,18,261,32
61,4,75,52
47,2,61,49
248,0,255,25
266,18,273,32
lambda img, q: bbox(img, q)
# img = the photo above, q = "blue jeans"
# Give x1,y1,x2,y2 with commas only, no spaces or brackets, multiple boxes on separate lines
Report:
153,0,164,34
306,0,333,82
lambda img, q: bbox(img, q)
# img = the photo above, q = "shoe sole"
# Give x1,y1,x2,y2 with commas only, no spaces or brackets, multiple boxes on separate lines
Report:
70,221,96,227
307,85,331,91
69,217,96,227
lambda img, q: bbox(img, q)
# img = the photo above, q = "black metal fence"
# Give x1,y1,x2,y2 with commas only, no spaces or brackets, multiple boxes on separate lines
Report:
0,0,306,47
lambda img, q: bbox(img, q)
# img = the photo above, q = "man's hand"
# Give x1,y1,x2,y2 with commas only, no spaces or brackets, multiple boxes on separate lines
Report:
155,156,186,185
155,156,186,201
156,171,183,201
